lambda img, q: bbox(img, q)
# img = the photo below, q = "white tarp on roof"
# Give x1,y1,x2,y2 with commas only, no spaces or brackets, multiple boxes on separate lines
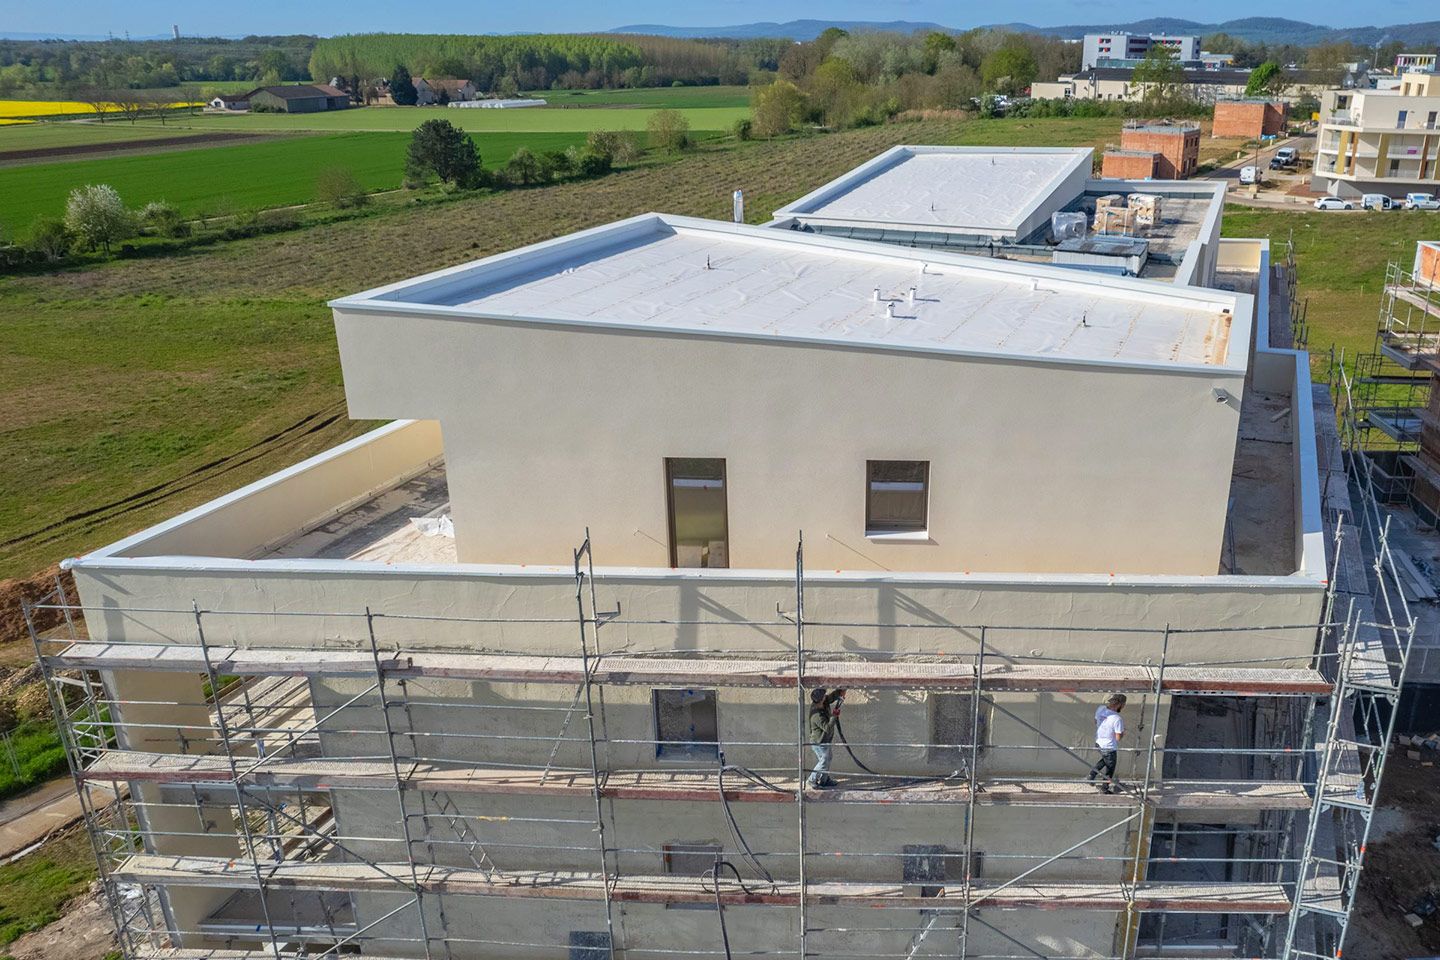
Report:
437,226,1231,367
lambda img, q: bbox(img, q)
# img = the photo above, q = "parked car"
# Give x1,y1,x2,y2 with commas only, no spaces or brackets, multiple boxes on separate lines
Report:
1314,197,1353,210
1274,147,1299,166
1361,194,1396,211
1269,157,1288,170
1406,193,1440,210
1239,165,1259,184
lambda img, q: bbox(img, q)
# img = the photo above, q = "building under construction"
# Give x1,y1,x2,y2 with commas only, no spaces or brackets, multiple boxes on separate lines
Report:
22,148,1417,960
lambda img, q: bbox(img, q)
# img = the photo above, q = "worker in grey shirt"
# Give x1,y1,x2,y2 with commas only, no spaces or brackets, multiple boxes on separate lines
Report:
1087,694,1126,794
806,688,845,788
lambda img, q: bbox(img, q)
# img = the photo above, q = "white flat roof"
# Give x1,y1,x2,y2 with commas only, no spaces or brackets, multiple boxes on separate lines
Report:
771,146,1093,238
332,214,1245,371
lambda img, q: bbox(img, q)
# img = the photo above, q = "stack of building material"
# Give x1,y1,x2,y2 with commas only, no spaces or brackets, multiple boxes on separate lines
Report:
1128,194,1162,230
1095,205,1135,236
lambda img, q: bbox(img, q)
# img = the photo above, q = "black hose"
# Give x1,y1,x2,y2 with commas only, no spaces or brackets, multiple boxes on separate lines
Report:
701,859,752,960
833,714,968,789
716,755,778,889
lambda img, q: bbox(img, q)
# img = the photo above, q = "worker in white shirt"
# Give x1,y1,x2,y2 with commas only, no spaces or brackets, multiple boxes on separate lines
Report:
1087,694,1127,794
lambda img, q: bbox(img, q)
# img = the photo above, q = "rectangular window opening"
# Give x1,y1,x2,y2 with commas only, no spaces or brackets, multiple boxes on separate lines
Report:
653,688,719,760
866,460,930,535
663,842,723,909
928,692,985,766
666,458,728,568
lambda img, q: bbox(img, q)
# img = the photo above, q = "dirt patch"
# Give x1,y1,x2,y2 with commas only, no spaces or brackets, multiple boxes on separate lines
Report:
5,882,115,960
0,565,75,647
0,131,268,165
1349,749,1440,959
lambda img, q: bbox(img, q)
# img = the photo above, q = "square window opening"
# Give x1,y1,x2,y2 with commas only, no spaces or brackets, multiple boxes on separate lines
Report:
663,842,723,909
653,688,719,760
866,460,930,535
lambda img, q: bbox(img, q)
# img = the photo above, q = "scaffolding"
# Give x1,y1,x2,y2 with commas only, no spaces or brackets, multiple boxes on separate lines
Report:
22,498,1416,960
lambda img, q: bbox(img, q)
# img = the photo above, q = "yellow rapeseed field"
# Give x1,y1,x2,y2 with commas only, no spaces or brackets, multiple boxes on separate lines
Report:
0,99,199,120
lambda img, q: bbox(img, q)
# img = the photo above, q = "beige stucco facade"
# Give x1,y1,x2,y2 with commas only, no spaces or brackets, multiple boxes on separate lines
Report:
1314,78,1440,197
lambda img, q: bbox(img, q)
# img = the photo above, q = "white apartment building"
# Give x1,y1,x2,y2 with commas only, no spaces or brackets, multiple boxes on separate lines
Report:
1313,72,1440,197
26,147,1403,960
1080,32,1200,70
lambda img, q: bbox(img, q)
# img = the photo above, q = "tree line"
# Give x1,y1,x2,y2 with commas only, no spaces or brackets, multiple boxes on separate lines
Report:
0,36,314,96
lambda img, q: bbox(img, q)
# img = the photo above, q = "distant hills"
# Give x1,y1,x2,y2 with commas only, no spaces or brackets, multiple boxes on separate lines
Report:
610,17,1440,47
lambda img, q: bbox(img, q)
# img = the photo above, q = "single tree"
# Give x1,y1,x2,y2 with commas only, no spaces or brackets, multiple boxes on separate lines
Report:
390,64,418,106
316,167,369,208
980,38,1038,96
751,80,807,138
646,108,691,152
1245,61,1288,98
504,146,542,185
64,184,134,254
404,119,481,188
586,129,641,164
1133,44,1187,108
24,216,71,262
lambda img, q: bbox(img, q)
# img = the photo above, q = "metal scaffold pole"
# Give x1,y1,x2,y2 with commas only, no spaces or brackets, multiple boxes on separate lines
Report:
575,532,619,960
366,608,437,960
193,604,284,960
793,533,808,960
957,625,985,960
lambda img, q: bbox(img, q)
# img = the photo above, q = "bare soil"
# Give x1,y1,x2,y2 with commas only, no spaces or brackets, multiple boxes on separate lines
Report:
0,131,267,165
1349,748,1440,959
5,883,114,960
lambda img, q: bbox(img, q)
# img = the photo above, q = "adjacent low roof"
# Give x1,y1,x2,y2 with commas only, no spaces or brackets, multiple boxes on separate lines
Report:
332,214,1245,371
770,146,1093,240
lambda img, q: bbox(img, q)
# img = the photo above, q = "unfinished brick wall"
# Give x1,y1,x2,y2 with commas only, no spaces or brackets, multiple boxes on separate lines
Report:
1421,243,1440,285
1213,101,1285,139
1119,126,1200,179
1101,151,1160,179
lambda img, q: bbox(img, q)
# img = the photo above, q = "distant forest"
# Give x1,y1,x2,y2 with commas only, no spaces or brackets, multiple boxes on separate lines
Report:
0,28,1423,100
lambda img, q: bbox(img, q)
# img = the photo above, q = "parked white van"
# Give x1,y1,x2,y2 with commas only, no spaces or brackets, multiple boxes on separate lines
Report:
1362,194,1395,211
1239,166,1259,185
1406,193,1440,210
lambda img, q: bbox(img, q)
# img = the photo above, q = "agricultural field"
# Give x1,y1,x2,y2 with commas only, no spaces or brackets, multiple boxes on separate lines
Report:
0,130,587,231
130,103,749,135
0,120,214,154
528,85,751,108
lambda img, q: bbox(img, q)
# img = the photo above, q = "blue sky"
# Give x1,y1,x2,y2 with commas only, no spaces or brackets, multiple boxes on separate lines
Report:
5,0,1428,38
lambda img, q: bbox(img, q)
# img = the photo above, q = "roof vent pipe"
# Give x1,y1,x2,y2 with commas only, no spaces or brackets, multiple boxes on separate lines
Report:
908,287,917,305
873,287,881,302
732,189,744,224
886,302,896,319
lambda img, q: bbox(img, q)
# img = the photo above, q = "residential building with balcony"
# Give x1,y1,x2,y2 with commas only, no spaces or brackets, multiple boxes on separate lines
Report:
1313,74,1440,198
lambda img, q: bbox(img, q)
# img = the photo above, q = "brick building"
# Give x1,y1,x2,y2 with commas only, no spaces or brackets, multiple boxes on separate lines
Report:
1213,99,1286,139
1117,121,1200,178
1100,148,1161,179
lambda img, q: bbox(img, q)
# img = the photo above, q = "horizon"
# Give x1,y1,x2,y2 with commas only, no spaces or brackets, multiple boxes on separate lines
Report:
3,3,1434,41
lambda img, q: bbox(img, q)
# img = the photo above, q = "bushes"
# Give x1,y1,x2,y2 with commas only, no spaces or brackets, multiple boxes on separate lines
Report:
23,216,70,262
315,166,369,209
139,200,190,238
587,129,642,164
646,109,691,152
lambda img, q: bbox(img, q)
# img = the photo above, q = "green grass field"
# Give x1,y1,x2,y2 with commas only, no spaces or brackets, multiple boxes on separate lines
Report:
131,103,749,134
1220,206,1440,375
0,131,587,230
526,85,751,108
0,827,97,946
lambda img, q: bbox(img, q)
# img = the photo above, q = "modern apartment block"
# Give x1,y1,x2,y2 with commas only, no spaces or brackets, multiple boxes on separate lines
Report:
25,147,1412,960
1081,32,1200,70
1313,73,1440,197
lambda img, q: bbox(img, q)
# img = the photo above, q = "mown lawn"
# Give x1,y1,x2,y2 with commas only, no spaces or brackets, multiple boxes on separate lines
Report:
1221,206,1440,375
526,85,751,108
126,103,749,135
0,130,588,231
